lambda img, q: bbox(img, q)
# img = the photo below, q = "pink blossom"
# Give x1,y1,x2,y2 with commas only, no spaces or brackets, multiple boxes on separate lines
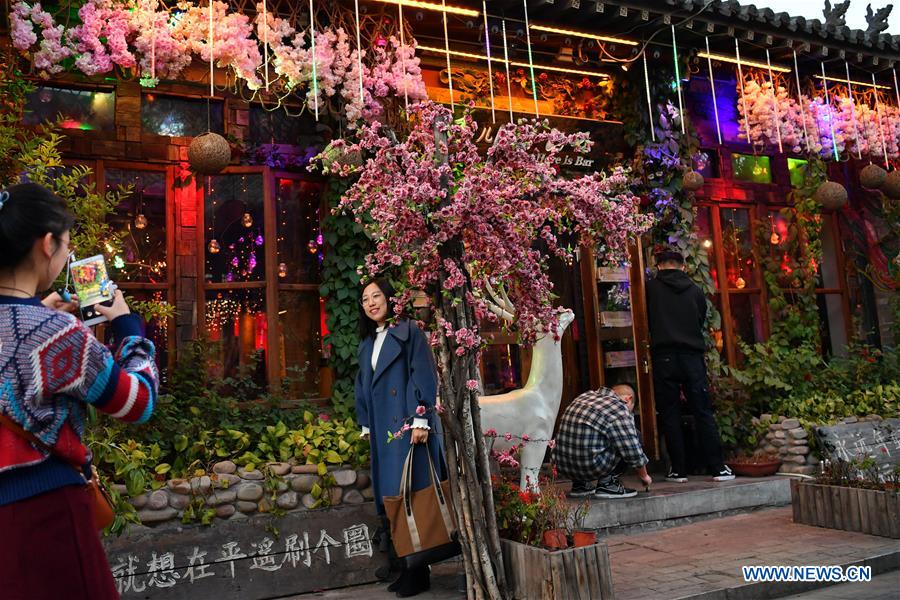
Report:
504,432,513,441
465,379,479,391
547,439,556,449
484,428,498,437
415,405,426,416
521,434,530,442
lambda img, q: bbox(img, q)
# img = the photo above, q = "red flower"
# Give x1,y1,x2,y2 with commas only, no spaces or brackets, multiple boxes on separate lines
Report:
539,72,548,82
803,373,812,381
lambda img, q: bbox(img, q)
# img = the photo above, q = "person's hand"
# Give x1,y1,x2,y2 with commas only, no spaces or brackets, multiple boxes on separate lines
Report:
42,291,79,314
411,428,429,444
94,289,130,321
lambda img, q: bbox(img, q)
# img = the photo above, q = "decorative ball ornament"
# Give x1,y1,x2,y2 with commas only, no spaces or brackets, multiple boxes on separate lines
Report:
241,212,253,228
188,132,231,174
682,170,705,192
278,262,287,278
208,239,221,254
134,213,148,230
859,164,887,190
307,240,319,254
770,232,780,245
881,170,900,199
813,181,848,211
735,277,746,289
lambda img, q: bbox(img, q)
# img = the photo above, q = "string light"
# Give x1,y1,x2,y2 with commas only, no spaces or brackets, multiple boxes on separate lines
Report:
844,62,862,160
793,50,812,155
416,45,610,78
814,74,890,90
705,36,721,145
308,0,319,120
528,24,637,46
643,50,655,142
698,51,791,73
372,0,479,17
482,1,495,123
262,0,269,90
501,21,513,123
873,73,889,169
735,40,752,145
522,0,539,117
439,0,452,112
765,49,783,154
821,62,840,161
671,26,685,135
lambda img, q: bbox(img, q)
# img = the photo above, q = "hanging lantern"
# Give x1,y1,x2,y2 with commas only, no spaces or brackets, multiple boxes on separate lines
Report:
208,239,221,254
278,262,287,278
682,170,705,192
813,181,848,211
188,132,231,174
859,164,887,190
881,170,900,199
134,213,148,229
241,212,253,228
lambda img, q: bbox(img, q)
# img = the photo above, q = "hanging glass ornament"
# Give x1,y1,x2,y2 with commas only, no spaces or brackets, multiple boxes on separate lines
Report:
307,240,319,254
735,277,746,289
770,232,781,245
134,213,148,229
208,239,221,254
242,212,253,228
278,262,287,278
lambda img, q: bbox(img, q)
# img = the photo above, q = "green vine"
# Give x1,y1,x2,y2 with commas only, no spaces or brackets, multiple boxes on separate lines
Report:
319,177,373,418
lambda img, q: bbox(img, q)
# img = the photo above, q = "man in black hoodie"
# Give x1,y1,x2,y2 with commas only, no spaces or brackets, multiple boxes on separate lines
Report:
646,246,734,483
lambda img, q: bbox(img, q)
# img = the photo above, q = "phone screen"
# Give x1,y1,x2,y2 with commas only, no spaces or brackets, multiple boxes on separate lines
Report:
69,254,113,325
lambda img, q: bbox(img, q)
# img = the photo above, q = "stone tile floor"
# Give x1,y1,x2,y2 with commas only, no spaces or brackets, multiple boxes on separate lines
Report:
285,507,900,599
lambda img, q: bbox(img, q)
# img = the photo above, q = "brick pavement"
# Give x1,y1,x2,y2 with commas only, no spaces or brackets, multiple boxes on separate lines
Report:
286,506,900,599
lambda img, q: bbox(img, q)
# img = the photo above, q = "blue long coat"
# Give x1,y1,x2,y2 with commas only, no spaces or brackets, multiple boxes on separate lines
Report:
356,319,446,515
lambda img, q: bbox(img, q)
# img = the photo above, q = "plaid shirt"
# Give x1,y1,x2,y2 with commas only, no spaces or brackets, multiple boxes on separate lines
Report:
554,388,648,480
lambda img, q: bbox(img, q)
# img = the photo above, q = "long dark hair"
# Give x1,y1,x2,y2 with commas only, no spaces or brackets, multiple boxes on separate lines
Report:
358,277,397,340
0,183,74,270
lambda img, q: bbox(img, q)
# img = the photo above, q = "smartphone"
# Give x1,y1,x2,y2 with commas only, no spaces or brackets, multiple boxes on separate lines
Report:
69,254,115,326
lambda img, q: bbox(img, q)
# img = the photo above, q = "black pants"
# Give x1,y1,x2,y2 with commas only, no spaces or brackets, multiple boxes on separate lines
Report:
653,352,725,474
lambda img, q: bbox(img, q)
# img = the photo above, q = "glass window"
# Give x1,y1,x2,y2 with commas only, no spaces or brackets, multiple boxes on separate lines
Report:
249,106,317,145
720,208,757,289
277,291,324,398
204,174,265,283
276,178,324,283
109,289,171,385
693,152,720,179
787,158,809,188
24,86,115,133
695,206,717,289
205,289,267,388
731,153,772,184
105,169,168,283
729,294,765,364
142,94,223,137
480,344,523,395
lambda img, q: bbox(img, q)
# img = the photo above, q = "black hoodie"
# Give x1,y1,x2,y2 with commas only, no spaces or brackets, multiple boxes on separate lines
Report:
645,269,707,354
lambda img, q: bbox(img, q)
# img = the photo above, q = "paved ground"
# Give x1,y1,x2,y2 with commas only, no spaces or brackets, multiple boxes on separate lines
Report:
781,571,900,599
285,507,900,599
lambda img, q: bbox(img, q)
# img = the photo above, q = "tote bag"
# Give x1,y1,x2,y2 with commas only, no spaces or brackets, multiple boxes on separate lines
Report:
383,444,460,569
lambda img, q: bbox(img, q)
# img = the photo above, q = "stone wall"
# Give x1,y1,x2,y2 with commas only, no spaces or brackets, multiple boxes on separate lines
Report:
755,414,888,476
118,461,373,526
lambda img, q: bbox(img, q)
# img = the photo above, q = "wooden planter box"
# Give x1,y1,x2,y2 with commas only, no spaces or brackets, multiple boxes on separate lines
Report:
790,479,900,539
500,538,614,599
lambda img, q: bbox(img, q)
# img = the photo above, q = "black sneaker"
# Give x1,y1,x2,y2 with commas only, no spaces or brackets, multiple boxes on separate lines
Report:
593,476,637,499
712,466,735,481
666,471,688,483
567,483,596,498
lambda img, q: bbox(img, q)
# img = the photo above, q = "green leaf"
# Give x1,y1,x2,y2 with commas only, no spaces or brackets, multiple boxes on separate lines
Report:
317,461,328,476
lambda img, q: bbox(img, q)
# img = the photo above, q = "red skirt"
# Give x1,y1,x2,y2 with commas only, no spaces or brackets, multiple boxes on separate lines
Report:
0,484,119,600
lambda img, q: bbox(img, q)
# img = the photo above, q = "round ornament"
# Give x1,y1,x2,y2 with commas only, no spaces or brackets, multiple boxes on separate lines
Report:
188,132,231,174
208,239,221,254
859,164,887,190
134,214,148,230
735,277,746,289
813,181,848,211
881,170,900,199
682,170,705,192
241,212,253,228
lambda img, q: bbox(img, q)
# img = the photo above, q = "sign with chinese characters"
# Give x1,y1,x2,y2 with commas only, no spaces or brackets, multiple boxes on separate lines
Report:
600,311,633,328
103,504,387,599
815,418,900,481
604,350,636,368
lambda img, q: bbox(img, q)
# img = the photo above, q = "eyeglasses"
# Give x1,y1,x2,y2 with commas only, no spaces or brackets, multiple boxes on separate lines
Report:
360,292,384,306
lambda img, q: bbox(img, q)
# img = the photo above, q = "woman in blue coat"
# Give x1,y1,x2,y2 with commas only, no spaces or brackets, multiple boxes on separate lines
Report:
356,278,444,598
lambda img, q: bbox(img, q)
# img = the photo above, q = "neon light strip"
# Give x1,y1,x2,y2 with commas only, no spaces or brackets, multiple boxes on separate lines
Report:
373,0,479,17
208,0,214,98
705,36,721,145
698,51,791,73
735,40,752,145
821,62,840,161
483,1,495,123
529,24,637,46
309,0,319,120
399,1,411,114
354,0,364,110
814,74,890,90
671,26,685,135
873,73,889,169
441,0,453,112
416,45,610,78
501,21,513,123
844,62,861,159
643,50,655,143
766,49,783,153
793,50,812,154
522,0,539,117
262,0,269,90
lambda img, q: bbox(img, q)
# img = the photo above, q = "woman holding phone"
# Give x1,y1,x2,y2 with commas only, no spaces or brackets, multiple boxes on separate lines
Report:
0,183,159,600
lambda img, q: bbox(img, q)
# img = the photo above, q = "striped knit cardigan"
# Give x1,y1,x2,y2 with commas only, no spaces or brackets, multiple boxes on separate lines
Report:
0,295,158,505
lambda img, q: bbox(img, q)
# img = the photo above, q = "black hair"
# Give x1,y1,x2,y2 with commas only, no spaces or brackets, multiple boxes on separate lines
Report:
654,248,684,265
358,277,398,340
0,183,74,270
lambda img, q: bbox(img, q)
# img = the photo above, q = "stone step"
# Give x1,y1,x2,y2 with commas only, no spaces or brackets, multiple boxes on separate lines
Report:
582,474,792,535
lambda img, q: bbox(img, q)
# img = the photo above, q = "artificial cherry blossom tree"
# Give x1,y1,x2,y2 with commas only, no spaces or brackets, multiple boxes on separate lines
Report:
332,102,652,600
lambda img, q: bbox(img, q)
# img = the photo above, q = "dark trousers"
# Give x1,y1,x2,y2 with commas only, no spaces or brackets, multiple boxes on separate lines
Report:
653,352,725,474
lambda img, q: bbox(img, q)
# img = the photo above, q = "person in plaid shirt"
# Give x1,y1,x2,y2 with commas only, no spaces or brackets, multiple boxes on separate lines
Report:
554,385,652,498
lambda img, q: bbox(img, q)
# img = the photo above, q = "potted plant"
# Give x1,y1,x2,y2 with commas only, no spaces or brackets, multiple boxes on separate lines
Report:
726,449,783,477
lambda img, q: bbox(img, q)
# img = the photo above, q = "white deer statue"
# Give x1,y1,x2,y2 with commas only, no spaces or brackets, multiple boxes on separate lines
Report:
478,283,574,491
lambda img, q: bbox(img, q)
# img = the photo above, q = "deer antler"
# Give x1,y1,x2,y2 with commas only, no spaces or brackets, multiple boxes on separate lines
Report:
484,278,515,323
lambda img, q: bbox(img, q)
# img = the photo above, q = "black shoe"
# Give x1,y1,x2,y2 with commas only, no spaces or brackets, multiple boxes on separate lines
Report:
396,566,430,598
567,482,596,498
593,476,637,499
712,465,735,481
665,471,688,483
387,572,404,592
